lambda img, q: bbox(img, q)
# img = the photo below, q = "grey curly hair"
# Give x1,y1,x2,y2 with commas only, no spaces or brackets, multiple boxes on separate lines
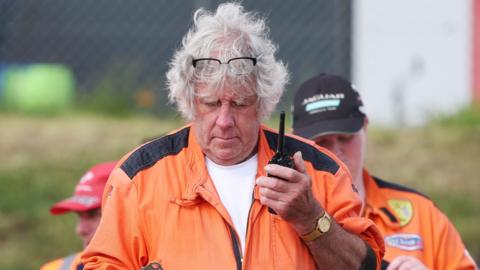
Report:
166,2,289,122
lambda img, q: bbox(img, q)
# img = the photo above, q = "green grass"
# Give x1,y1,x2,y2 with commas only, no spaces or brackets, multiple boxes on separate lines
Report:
0,111,479,268
430,105,480,129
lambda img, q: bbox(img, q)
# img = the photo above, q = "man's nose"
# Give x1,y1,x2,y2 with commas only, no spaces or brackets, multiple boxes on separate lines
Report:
216,103,235,128
329,142,344,158
321,140,342,157
75,219,88,237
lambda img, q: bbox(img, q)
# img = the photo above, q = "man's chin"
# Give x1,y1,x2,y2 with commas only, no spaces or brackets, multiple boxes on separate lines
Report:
210,151,242,165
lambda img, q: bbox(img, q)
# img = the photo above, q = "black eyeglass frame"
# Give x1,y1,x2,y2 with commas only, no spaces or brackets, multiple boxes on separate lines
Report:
192,56,257,68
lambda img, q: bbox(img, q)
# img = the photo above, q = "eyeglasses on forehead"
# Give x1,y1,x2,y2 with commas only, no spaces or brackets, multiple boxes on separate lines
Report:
192,57,257,75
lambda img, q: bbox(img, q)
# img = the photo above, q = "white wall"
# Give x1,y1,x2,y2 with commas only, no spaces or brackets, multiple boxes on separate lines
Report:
353,0,472,126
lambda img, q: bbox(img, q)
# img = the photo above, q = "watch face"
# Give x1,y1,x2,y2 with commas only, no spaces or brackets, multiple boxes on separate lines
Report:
318,217,331,233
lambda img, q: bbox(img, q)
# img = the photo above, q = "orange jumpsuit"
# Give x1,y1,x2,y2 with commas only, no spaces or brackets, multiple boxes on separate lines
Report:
40,252,82,270
363,170,477,269
82,125,384,269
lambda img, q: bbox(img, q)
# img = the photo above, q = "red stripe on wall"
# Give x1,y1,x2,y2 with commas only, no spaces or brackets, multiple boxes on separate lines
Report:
474,0,480,103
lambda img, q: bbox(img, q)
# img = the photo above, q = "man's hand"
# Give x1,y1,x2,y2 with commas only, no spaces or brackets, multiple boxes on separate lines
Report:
256,151,323,235
386,256,428,270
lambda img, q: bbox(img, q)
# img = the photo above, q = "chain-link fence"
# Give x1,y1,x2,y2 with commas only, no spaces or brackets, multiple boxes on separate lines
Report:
0,0,351,115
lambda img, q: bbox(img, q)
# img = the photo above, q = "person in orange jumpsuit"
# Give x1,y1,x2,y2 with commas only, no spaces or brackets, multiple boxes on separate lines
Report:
292,72,478,270
40,161,116,270
81,3,385,270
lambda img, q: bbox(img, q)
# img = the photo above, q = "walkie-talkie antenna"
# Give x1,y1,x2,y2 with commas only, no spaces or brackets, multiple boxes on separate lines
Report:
267,110,294,215
277,111,286,155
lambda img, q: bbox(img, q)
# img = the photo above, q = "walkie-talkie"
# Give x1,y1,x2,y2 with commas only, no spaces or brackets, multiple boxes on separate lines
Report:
268,111,294,214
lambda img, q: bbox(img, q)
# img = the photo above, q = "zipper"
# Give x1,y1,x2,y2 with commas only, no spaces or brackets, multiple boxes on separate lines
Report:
228,196,255,270
243,192,256,268
228,224,242,270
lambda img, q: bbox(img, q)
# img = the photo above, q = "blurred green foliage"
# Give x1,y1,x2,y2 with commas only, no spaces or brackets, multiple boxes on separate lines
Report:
431,105,480,129
75,61,170,117
1,64,75,115
0,61,174,118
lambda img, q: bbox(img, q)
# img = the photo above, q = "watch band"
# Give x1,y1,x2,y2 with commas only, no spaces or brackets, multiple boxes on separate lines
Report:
300,211,332,242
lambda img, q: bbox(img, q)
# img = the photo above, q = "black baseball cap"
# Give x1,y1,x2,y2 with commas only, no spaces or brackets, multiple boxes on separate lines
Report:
292,73,366,139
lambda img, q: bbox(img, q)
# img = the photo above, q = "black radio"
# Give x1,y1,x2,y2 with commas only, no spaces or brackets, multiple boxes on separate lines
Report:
267,111,294,214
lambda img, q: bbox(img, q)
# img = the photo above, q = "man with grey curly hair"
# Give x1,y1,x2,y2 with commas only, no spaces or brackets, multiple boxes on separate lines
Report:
82,3,384,269
166,3,288,122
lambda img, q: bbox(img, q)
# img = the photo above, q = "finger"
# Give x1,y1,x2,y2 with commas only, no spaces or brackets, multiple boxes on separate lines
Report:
256,176,290,193
258,186,285,201
398,261,421,270
293,151,306,173
397,258,427,270
264,164,299,183
386,256,407,270
387,256,426,270
259,196,288,213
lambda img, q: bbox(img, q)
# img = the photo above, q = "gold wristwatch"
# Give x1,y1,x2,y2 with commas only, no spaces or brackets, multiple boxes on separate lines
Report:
300,211,332,242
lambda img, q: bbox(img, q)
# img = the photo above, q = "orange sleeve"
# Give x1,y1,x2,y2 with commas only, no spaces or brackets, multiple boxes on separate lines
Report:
40,258,62,270
81,168,148,269
319,166,385,270
41,253,82,270
430,206,478,270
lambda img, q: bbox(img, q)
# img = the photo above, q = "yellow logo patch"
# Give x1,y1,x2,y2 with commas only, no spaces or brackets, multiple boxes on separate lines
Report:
388,199,413,226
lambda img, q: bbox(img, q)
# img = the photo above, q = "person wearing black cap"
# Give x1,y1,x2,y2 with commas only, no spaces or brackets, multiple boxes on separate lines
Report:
292,73,477,270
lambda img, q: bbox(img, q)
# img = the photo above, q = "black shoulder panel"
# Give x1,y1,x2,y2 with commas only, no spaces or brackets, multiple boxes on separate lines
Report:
372,176,429,199
121,127,190,179
379,207,398,223
263,130,339,174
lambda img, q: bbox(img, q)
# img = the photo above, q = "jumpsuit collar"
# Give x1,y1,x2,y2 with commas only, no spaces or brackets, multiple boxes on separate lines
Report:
363,169,402,230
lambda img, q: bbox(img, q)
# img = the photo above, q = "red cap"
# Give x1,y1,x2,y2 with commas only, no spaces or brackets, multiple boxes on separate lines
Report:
50,161,117,215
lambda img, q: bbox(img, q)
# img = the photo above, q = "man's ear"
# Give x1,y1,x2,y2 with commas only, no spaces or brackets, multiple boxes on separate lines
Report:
363,117,369,129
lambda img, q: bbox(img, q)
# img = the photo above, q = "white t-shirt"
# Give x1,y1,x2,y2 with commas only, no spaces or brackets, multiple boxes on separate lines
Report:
206,154,258,253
